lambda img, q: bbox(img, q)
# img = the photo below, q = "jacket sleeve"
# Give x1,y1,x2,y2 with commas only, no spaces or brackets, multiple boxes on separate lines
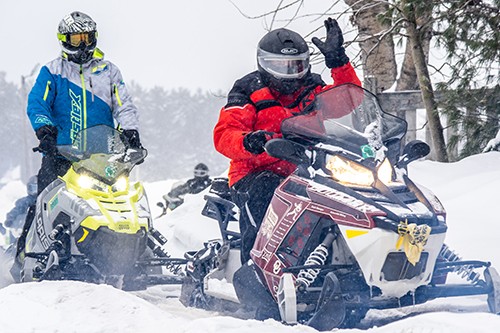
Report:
213,103,257,161
109,62,139,131
4,197,33,228
214,73,265,160
330,62,362,87
27,66,56,131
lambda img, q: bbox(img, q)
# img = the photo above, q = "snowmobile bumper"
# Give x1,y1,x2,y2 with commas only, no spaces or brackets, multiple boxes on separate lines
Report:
365,261,499,311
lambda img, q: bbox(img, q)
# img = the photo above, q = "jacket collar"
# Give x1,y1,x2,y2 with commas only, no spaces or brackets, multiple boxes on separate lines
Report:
60,47,105,68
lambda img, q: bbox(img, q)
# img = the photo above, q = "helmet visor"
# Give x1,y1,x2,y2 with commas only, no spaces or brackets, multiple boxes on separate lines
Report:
258,49,310,79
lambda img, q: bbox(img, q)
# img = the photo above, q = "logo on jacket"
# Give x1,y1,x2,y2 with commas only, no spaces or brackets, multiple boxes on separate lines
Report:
69,88,83,148
281,48,298,54
34,115,52,126
92,64,109,75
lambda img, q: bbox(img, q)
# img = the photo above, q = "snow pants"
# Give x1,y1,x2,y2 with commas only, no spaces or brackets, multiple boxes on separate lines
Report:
231,170,285,264
37,154,72,194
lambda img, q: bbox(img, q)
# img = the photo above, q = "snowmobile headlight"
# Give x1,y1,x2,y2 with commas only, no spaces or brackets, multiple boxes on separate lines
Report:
325,155,396,187
326,155,374,186
77,174,108,192
112,176,128,192
377,158,394,184
78,174,95,189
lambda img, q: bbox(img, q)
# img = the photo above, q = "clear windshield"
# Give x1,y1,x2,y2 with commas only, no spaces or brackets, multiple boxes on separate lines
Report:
57,125,147,184
281,84,407,157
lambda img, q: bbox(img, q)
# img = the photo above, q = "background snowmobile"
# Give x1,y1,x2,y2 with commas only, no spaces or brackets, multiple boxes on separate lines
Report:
12,125,185,290
180,84,500,330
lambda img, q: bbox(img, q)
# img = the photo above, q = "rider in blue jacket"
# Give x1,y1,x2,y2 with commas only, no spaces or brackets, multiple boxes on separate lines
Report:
27,11,144,193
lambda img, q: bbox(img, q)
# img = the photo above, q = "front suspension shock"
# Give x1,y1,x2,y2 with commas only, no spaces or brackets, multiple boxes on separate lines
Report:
439,244,481,284
296,231,337,288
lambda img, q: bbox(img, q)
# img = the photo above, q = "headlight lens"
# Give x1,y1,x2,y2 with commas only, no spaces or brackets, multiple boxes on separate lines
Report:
76,174,109,192
326,155,374,186
76,174,128,193
325,155,396,187
112,176,128,192
78,174,99,189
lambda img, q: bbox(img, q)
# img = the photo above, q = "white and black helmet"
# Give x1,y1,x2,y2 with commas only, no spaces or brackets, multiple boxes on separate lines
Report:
57,11,98,64
257,28,311,94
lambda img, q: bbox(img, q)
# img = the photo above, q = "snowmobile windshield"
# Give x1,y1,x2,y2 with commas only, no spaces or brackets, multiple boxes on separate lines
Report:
281,84,407,157
57,125,147,184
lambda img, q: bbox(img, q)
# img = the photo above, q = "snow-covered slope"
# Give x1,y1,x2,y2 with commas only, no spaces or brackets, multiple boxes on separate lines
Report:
1,152,499,332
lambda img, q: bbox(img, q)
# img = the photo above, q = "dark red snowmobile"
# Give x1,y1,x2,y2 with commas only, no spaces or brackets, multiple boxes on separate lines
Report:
180,84,500,330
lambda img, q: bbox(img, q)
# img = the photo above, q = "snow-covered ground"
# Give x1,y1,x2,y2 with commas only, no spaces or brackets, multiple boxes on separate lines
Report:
1,152,500,332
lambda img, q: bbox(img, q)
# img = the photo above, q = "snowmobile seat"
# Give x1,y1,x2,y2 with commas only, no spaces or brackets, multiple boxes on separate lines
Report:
202,194,240,244
202,178,240,244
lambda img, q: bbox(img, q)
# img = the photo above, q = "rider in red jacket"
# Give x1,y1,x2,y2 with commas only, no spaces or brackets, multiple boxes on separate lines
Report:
214,18,361,263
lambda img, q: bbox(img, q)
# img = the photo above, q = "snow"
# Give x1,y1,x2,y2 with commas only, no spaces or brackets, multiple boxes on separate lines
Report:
1,152,500,332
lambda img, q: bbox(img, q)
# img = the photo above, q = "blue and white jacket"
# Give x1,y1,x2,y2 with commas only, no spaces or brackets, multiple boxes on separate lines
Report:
27,49,139,145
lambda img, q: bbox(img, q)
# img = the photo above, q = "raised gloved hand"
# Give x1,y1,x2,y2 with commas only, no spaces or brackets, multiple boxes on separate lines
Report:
243,130,274,155
312,18,349,69
35,125,58,155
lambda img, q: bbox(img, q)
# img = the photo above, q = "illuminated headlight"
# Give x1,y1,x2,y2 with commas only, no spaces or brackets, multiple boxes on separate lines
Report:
112,177,128,192
325,155,396,187
77,174,108,192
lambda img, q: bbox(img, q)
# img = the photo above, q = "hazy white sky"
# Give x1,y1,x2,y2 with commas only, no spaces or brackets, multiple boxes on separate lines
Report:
0,1,353,93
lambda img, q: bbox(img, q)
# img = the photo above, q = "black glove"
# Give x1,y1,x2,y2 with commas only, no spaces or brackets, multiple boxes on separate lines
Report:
122,129,146,164
312,18,349,69
122,129,143,149
35,125,58,155
243,130,274,155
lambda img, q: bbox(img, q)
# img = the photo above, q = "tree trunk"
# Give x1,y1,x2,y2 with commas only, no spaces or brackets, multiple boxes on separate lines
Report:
405,19,449,162
344,0,397,93
396,12,432,91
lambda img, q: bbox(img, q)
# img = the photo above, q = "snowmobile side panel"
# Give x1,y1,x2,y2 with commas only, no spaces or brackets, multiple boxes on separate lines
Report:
337,224,446,297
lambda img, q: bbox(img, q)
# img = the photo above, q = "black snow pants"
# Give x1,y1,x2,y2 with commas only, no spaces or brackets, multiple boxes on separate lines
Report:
231,170,285,264
37,154,72,194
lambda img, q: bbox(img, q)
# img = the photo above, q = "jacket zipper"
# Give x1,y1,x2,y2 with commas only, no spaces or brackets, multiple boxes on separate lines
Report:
89,76,95,102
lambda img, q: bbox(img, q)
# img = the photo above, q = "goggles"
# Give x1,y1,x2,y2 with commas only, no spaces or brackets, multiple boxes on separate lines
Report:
58,31,97,47
257,49,310,79
194,169,209,177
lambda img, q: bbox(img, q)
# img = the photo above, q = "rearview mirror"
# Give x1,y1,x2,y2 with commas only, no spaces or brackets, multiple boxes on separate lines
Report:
397,140,430,168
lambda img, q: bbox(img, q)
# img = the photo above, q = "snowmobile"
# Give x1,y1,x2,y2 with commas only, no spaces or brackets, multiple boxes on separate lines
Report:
11,125,185,290
180,84,500,330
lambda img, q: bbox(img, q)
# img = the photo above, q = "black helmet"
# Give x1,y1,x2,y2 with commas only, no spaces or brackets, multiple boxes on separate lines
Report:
257,28,311,95
194,163,209,178
57,11,98,64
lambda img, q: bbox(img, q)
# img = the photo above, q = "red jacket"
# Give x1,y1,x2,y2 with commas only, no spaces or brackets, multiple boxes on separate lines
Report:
214,63,361,186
